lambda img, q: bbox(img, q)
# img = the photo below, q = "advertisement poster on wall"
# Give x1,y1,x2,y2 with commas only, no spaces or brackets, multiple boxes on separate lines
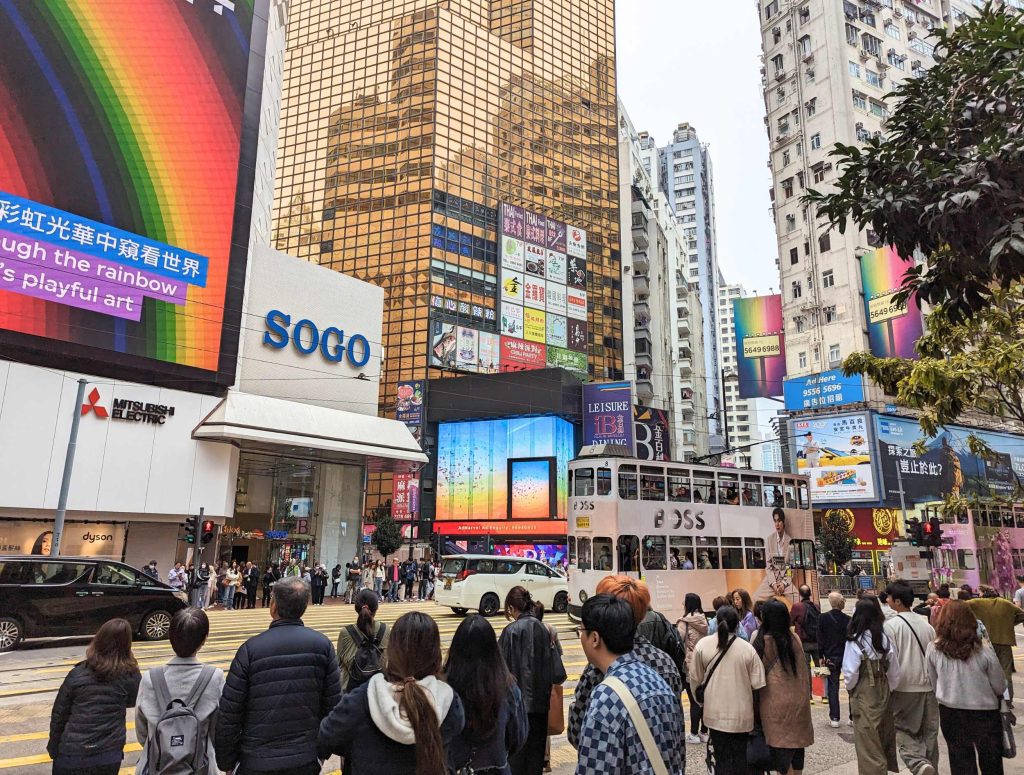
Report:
395,381,424,425
583,382,634,450
0,1,265,386
734,295,786,399
500,336,546,371
634,405,670,461
859,247,924,360
875,415,1024,503
430,320,457,369
392,474,420,520
524,309,546,343
455,326,479,372
783,369,865,412
0,521,125,557
546,346,587,377
477,332,500,374
792,413,876,502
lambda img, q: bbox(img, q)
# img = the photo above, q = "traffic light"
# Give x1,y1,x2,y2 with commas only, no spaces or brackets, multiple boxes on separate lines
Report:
183,515,197,544
906,518,923,547
927,517,943,547
201,520,215,544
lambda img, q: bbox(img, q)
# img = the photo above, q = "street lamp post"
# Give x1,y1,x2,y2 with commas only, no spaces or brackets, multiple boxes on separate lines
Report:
52,378,88,557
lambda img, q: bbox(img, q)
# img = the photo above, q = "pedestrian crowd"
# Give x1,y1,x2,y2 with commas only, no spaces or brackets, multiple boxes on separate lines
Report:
46,571,1024,775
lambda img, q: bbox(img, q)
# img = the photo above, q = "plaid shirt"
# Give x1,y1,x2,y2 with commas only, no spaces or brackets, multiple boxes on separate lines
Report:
574,652,686,775
568,635,682,749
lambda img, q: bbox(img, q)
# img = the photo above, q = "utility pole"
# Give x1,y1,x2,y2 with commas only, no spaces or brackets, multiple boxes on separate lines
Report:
52,379,88,557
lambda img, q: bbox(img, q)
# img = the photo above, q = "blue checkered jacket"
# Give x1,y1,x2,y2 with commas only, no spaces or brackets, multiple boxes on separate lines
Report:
574,653,686,775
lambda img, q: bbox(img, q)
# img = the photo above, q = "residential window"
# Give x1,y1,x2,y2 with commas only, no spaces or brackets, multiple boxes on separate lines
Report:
870,100,888,119
829,344,841,363
909,38,934,57
772,26,782,44
791,280,802,299
845,23,859,46
805,98,817,117
888,50,906,70
782,178,794,199
822,269,835,288
798,35,812,57
866,70,883,88
776,86,786,106
824,305,837,323
819,232,831,252
798,351,808,368
782,149,791,166
813,163,827,184
810,133,821,150
885,23,901,39
789,247,799,265
849,61,861,78
771,54,784,73
852,90,868,110
786,214,797,233
795,316,806,333
861,34,882,56
765,0,779,18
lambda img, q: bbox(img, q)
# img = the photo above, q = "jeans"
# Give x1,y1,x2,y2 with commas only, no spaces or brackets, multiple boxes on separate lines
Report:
938,704,1003,775
388,580,401,601
331,581,340,597
221,584,233,609
191,586,207,608
418,579,428,599
374,578,383,596
826,663,842,721
709,729,752,775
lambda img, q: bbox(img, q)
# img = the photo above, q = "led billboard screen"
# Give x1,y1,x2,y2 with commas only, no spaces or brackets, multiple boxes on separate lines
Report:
0,0,265,385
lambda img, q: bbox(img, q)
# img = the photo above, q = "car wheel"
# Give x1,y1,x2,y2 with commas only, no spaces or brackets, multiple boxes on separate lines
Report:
141,610,173,641
552,591,569,614
0,617,23,652
479,593,500,617
451,607,468,616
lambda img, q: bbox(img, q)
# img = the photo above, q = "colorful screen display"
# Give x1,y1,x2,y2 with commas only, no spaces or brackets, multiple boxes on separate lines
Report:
493,544,567,565
435,416,575,521
733,295,786,399
859,247,924,359
792,413,876,502
0,0,263,381
509,458,555,519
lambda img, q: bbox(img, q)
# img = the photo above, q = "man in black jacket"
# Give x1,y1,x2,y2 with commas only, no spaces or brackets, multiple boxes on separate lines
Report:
216,576,341,775
818,590,852,728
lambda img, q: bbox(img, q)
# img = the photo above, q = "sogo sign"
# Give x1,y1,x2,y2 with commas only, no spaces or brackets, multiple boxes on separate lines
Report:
262,309,371,367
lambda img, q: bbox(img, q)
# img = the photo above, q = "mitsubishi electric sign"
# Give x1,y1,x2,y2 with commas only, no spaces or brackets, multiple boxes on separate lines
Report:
81,387,176,425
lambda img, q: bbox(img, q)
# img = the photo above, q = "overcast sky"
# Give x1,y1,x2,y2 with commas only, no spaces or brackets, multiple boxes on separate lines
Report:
616,3,780,295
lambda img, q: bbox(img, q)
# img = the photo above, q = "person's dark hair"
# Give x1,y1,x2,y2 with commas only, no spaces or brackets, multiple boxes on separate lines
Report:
581,594,636,655
353,588,379,639
169,608,209,658
798,584,812,601
504,586,534,618
534,601,546,621
715,605,739,651
886,581,915,609
684,592,703,616
752,600,797,675
731,588,753,615
1017,575,1024,584
31,531,53,555
937,584,951,599
85,618,138,681
877,590,889,605
272,576,310,619
772,507,786,527
934,600,982,661
443,615,514,739
710,595,727,611
847,598,887,655
979,584,999,599
384,612,444,774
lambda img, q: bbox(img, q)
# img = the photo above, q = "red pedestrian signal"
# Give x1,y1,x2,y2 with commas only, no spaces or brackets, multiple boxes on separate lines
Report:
201,520,215,544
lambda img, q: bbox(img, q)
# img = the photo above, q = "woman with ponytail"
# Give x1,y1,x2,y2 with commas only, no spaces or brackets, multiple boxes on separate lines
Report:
337,589,390,692
318,611,465,774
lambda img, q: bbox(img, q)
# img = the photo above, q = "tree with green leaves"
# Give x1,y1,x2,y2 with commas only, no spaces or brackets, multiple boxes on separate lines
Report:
817,510,857,574
371,513,403,561
805,5,1024,321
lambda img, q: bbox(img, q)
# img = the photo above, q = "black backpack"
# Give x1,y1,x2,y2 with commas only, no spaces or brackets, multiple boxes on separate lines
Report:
802,602,821,643
647,610,688,677
346,623,386,690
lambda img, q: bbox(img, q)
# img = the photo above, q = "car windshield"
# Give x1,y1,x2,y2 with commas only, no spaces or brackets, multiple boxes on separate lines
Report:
442,558,466,575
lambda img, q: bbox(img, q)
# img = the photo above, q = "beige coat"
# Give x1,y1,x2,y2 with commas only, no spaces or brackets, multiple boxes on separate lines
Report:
677,612,709,675
758,633,814,750
689,634,766,733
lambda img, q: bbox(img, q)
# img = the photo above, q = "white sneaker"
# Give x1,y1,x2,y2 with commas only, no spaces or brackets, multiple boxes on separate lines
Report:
700,733,709,743
829,720,840,728
685,733,702,745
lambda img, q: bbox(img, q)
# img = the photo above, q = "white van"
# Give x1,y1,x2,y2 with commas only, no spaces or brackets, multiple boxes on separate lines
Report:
436,554,568,617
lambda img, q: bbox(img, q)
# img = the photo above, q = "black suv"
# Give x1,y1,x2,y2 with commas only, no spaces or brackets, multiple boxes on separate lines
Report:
0,556,189,651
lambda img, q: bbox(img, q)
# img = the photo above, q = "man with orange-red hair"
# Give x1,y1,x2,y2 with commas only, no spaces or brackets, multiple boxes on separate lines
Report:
567,575,685,749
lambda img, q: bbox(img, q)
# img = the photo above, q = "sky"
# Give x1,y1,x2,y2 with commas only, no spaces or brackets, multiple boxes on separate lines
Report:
616,2,780,295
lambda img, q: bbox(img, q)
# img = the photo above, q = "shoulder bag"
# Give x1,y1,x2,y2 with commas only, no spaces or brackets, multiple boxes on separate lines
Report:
694,636,735,705
547,622,566,735
602,675,669,775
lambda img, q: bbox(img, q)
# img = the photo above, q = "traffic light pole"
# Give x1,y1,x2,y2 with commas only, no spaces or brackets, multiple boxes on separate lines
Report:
896,464,908,527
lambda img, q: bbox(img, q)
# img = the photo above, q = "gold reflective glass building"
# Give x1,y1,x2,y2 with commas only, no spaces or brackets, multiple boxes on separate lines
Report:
273,0,620,514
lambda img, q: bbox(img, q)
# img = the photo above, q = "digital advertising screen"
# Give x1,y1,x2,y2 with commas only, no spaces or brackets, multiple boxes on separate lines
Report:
733,295,786,399
859,247,924,360
0,0,267,387
435,416,575,522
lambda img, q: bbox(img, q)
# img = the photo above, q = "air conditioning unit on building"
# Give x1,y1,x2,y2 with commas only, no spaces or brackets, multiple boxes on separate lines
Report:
775,70,786,81
859,50,871,61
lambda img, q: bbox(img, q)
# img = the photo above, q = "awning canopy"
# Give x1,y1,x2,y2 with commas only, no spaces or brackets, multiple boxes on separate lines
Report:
193,391,427,471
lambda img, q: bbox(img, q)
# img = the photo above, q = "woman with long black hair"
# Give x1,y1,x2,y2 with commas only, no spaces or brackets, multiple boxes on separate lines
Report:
499,586,566,775
337,588,389,692
843,598,901,775
752,600,814,775
318,611,464,774
445,615,527,774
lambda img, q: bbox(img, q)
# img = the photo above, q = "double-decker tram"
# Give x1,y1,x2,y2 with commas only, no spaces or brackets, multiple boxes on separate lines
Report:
566,447,818,622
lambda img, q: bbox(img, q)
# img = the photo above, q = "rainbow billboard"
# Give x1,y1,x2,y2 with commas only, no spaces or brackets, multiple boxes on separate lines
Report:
859,247,923,359
733,295,786,399
0,0,267,387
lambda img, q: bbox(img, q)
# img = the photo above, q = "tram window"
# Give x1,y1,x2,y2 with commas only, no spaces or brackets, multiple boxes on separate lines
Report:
957,509,970,525
745,538,767,569
1014,550,1023,570
783,482,798,508
695,536,719,570
798,482,809,509
693,476,714,503
593,537,614,571
790,539,817,570
718,473,739,505
1003,509,1015,528
597,467,612,495
1016,510,1024,529
643,535,668,570
763,477,784,507
640,467,666,501
668,469,691,502
578,538,592,570
741,477,761,506
670,536,694,569
619,467,638,500
574,468,595,496
568,536,577,566
617,535,640,572
721,537,743,569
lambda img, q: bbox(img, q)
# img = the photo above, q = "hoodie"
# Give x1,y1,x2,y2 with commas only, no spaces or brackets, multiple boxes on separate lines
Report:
318,674,465,775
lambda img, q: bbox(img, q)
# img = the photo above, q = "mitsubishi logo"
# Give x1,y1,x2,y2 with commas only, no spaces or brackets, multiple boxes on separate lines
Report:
81,388,108,418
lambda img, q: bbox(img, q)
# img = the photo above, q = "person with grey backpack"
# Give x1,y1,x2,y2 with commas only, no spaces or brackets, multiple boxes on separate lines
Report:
135,609,224,775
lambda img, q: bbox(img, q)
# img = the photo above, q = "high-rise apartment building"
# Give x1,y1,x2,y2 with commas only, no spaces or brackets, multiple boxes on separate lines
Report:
757,0,1014,382
272,0,620,514
718,282,764,469
657,123,724,453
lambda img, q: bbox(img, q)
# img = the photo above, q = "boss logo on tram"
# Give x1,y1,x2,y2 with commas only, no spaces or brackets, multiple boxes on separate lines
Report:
653,508,706,530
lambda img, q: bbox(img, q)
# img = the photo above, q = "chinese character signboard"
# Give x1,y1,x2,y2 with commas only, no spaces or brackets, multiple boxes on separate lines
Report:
583,382,634,451
783,369,865,412
0,1,266,387
392,474,420,520
634,405,670,461
792,413,876,502
733,295,786,399
859,247,924,359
